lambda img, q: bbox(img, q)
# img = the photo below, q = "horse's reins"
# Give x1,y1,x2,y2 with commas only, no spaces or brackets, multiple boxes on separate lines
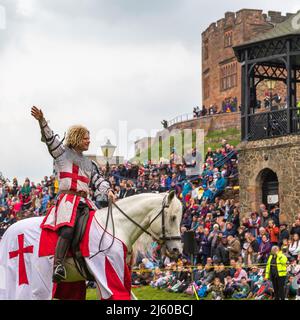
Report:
89,195,180,260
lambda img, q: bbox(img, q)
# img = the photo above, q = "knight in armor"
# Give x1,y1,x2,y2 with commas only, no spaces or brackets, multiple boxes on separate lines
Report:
31,106,116,283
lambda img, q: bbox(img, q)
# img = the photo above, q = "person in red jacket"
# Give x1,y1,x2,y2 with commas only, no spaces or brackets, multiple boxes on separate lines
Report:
266,220,280,246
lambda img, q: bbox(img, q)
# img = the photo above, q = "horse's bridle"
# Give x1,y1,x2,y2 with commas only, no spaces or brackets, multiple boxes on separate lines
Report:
89,195,181,259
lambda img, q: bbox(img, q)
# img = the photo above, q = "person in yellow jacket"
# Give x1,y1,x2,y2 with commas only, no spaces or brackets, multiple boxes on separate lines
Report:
265,246,287,300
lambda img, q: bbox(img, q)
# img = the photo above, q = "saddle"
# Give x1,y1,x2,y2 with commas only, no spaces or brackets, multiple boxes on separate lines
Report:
71,208,95,282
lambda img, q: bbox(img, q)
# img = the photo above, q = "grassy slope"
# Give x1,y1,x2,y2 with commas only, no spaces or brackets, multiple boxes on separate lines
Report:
132,128,241,163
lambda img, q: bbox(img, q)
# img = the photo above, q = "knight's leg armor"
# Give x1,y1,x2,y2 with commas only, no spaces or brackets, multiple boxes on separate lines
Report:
52,226,74,283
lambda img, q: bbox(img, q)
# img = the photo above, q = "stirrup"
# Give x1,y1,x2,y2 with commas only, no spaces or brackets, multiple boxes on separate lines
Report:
52,264,67,283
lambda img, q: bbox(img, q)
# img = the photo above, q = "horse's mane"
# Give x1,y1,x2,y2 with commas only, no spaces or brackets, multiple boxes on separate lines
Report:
116,192,166,205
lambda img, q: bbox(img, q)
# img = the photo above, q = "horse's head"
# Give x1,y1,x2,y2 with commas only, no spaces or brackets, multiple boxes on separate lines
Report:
149,190,183,256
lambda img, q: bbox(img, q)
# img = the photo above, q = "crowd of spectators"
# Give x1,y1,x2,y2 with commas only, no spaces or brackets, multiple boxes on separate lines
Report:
3,137,299,299
0,175,58,238
132,200,300,300
0,139,238,238
193,97,240,119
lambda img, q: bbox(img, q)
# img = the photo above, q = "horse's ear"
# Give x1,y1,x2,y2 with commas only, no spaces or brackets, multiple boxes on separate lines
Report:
167,190,176,205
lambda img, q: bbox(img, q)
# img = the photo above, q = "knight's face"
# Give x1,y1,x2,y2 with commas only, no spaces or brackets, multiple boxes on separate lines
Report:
79,132,90,151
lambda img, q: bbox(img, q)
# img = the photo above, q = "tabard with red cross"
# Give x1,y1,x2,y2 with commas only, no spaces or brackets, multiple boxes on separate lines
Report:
41,148,99,230
9,234,34,286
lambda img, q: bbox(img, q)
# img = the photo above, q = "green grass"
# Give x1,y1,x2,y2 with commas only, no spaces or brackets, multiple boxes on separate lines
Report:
86,286,196,300
132,127,241,164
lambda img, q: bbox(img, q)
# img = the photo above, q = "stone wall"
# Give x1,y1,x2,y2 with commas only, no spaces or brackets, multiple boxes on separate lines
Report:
202,9,294,111
168,112,241,136
238,135,300,224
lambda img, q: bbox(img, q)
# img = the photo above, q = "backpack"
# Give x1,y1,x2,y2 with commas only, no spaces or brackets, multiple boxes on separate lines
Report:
198,284,208,298
185,284,194,295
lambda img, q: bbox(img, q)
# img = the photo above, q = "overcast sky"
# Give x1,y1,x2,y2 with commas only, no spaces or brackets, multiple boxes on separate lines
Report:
0,0,299,183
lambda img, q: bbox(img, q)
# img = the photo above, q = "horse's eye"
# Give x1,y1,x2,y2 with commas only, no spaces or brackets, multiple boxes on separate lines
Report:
171,216,176,222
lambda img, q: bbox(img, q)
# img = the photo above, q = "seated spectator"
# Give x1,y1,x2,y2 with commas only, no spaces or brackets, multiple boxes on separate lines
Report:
223,222,236,237
232,277,250,299
233,264,249,283
288,233,300,260
257,227,267,246
207,277,224,300
290,219,300,237
224,275,237,299
200,184,213,203
211,173,227,201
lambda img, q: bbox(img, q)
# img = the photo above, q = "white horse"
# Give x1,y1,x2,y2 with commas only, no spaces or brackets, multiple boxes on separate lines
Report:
0,191,182,300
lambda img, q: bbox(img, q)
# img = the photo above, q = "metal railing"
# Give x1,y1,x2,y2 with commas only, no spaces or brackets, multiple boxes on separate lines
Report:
213,150,237,168
167,113,194,127
243,107,300,141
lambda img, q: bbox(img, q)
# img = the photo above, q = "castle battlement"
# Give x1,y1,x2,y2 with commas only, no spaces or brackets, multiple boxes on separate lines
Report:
202,9,294,38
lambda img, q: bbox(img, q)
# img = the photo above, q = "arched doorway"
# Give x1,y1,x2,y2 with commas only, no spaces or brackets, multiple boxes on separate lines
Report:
259,169,279,210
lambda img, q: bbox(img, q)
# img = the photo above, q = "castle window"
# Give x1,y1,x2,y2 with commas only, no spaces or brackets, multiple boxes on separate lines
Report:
224,30,233,48
204,39,209,60
204,76,210,99
220,62,237,91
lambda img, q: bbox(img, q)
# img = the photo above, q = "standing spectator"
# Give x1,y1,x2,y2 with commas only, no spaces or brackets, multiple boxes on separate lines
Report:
269,205,280,227
226,235,241,261
208,224,220,258
196,227,210,265
20,178,31,210
265,246,288,300
11,178,19,197
260,210,271,228
257,234,272,264
248,212,261,238
278,223,290,248
215,236,229,265
266,220,280,246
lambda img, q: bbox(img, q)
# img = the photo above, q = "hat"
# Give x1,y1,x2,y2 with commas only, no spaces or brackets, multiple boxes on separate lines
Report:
280,223,288,227
213,224,219,229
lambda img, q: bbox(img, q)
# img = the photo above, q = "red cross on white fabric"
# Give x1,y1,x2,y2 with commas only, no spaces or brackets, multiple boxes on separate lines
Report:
59,164,90,191
9,234,34,286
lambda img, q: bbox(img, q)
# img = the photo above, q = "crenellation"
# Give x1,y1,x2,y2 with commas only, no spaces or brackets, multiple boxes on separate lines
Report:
201,9,296,112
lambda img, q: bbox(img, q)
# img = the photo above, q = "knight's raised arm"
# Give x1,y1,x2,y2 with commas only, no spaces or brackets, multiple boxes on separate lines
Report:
31,106,65,159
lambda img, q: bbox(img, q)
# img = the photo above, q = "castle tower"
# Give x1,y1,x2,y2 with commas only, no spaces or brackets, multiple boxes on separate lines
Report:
233,11,300,223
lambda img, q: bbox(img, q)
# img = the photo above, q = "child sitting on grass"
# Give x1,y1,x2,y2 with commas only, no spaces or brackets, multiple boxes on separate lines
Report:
232,277,250,299
207,277,225,300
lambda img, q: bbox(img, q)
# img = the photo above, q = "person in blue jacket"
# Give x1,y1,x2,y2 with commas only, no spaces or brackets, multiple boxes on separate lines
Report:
201,184,213,203
212,173,227,201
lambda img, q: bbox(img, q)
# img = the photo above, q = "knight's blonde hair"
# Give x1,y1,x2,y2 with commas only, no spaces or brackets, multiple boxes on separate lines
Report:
65,125,89,149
